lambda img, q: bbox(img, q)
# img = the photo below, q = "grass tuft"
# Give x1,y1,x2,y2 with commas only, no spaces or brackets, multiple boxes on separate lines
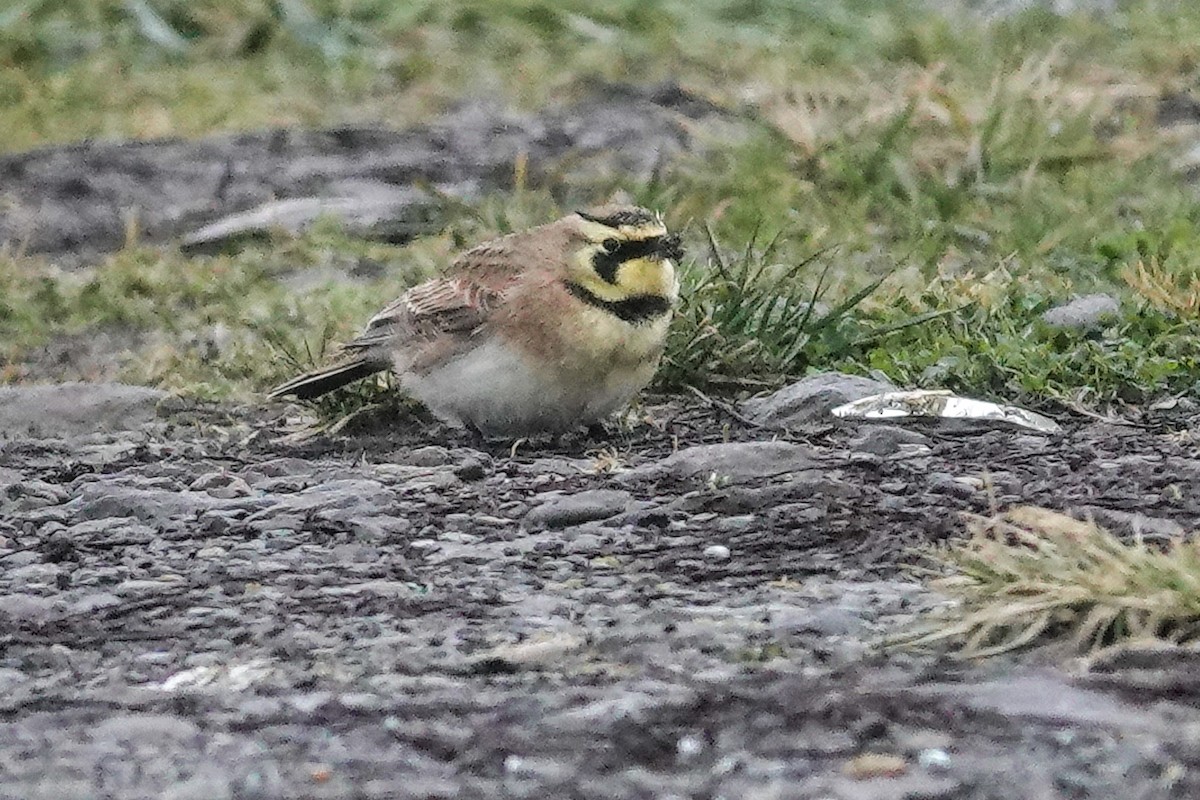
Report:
658,225,889,390
898,506,1200,658
261,322,419,433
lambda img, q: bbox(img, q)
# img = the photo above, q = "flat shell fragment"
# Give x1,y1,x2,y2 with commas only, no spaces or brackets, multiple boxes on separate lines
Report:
831,390,1061,434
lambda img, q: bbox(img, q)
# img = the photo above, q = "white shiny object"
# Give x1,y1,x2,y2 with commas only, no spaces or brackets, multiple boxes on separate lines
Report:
831,389,1061,434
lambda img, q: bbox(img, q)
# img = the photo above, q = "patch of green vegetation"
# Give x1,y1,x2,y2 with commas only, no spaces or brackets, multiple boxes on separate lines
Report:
0,221,424,395
4,0,1200,416
897,506,1200,658
660,227,916,390
0,0,950,150
841,288,1200,409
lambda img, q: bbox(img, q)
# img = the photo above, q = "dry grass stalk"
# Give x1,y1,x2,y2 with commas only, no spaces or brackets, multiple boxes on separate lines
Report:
898,506,1200,658
1123,258,1200,317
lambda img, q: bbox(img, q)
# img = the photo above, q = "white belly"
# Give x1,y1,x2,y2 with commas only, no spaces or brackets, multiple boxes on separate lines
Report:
398,339,654,436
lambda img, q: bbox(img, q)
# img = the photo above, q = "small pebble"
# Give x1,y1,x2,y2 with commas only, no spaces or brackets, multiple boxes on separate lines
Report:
842,752,908,779
454,458,487,481
703,544,731,561
918,748,952,771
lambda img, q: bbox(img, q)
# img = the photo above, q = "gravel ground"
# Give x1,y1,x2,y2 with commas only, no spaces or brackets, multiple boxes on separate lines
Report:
2,383,1199,799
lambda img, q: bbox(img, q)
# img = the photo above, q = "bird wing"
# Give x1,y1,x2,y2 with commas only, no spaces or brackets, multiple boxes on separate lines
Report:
338,224,562,368
339,276,504,355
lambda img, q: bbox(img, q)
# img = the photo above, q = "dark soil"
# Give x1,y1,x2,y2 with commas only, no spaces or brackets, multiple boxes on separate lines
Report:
2,391,1199,800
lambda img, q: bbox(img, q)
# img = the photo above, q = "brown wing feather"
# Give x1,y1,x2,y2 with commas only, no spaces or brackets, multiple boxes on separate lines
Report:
339,219,574,366
338,275,504,371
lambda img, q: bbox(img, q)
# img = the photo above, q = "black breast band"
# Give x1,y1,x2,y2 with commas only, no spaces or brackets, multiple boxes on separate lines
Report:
564,282,673,324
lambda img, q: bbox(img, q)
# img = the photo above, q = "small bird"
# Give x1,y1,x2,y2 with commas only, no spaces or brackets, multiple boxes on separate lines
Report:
268,205,684,436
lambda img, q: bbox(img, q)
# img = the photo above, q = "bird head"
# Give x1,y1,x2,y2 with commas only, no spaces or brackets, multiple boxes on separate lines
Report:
562,205,683,306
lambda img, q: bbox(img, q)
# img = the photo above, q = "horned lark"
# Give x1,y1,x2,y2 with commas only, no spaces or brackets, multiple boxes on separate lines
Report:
268,205,684,436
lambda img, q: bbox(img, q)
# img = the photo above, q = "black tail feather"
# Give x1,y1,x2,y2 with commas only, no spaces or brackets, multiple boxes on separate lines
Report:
267,359,384,401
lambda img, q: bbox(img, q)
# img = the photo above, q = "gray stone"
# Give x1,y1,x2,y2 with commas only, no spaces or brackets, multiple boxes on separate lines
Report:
238,479,400,535
847,425,932,456
189,471,254,498
320,580,416,598
524,489,635,530
914,672,1164,730
67,592,122,615
0,550,41,567
180,186,439,254
1,480,67,512
0,667,29,691
64,516,156,539
67,484,235,526
0,594,63,625
794,606,865,637
276,479,394,512
1072,506,1186,539
348,516,413,540
822,773,963,800
115,578,186,597
8,563,61,590
928,473,980,498
162,771,233,800
405,445,454,466
92,713,201,743
620,441,822,484
741,373,895,428
1040,293,1120,330
0,382,168,438
248,457,315,479
454,457,487,481
566,533,605,554
716,514,757,532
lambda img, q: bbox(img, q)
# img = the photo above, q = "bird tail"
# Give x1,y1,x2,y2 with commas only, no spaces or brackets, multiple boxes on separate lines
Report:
267,358,385,401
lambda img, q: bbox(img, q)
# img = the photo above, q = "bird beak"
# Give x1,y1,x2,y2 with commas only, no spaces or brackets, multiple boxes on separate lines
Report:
657,233,684,262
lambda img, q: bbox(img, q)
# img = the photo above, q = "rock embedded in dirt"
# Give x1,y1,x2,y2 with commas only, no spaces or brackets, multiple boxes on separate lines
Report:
703,544,732,561
1,480,68,513
92,713,201,744
453,457,488,482
188,471,254,498
0,593,63,626
847,425,933,456
742,373,896,428
619,441,826,484
914,672,1161,730
1071,506,1186,539
1040,293,1120,330
179,187,443,254
794,606,866,637
69,484,231,526
0,382,168,438
524,489,636,530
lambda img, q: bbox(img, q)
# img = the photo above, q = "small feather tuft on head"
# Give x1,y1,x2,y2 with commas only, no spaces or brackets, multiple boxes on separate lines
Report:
575,206,658,229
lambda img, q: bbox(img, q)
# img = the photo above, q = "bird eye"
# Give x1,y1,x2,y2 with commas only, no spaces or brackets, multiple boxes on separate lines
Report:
601,238,620,253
